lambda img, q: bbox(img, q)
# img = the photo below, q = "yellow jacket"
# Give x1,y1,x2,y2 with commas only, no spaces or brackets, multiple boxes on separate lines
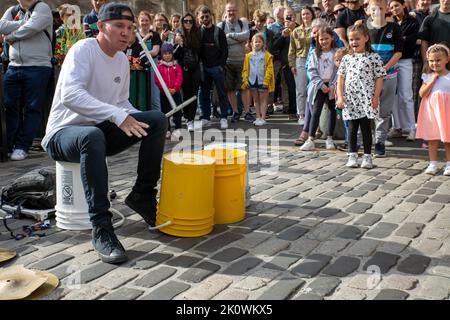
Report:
241,50,275,93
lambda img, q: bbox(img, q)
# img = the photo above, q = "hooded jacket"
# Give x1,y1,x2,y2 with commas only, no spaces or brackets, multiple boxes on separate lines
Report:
0,1,53,68
155,60,183,93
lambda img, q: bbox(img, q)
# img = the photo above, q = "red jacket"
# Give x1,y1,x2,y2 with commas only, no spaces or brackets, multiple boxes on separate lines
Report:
154,61,183,93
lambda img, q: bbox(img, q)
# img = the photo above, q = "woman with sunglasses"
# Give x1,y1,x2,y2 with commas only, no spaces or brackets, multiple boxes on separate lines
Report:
335,0,368,47
173,12,201,132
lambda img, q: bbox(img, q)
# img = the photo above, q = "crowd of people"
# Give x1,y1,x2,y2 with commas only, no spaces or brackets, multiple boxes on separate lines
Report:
1,0,450,172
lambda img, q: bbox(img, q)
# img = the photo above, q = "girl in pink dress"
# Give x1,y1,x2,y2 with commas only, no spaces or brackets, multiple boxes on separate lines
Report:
416,44,450,176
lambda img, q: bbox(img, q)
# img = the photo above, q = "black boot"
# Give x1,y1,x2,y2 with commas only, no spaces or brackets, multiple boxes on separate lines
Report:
125,191,157,227
92,222,127,264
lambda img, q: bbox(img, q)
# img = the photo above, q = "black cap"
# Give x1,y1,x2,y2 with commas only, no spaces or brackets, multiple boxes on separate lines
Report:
98,2,134,22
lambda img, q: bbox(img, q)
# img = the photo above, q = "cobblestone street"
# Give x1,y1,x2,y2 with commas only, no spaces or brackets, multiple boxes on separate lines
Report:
1,114,450,300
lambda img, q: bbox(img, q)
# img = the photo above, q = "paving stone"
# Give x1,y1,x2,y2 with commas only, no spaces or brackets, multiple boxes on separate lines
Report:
277,225,310,241
406,210,437,224
395,223,425,238
257,277,305,300
334,186,353,193
366,222,398,239
331,287,367,300
62,285,108,300
182,275,233,300
346,202,373,214
363,251,400,274
32,243,73,259
302,198,330,209
164,237,206,252
237,217,272,230
429,260,450,278
232,232,271,250
359,184,379,192
320,191,343,200
179,261,221,283
223,257,263,275
294,294,323,300
165,254,203,268
133,252,173,270
347,274,379,290
345,190,368,198
140,281,191,300
346,239,380,257
397,255,431,275
289,238,321,256
133,266,177,288
234,269,280,291
354,214,382,227
378,236,411,254
34,233,72,247
253,238,290,256
380,183,401,191
260,206,290,217
213,289,249,300
334,175,354,183
336,226,368,240
316,239,352,255
322,256,360,277
380,275,419,291
313,207,341,218
417,276,450,299
263,253,302,271
210,248,250,263
102,287,144,300
306,223,343,241
97,268,140,290
406,195,428,204
79,263,118,284
381,211,409,224
415,188,436,196
430,194,450,204
259,218,298,233
303,276,341,297
424,181,442,189
412,238,443,254
291,254,332,278
29,253,74,271
195,233,243,253
272,191,299,201
298,217,323,228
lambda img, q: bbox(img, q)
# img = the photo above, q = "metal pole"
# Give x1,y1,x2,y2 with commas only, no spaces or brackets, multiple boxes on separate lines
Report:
181,0,188,15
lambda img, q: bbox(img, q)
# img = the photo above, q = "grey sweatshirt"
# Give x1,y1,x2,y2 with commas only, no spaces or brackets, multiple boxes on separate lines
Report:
219,19,249,64
0,1,53,68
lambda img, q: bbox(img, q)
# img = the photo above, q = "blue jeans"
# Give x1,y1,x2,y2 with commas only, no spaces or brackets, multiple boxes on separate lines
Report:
200,66,230,120
4,66,52,152
46,111,167,226
150,61,161,112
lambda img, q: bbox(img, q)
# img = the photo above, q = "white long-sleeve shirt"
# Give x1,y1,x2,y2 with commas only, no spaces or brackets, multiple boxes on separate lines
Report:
42,38,139,150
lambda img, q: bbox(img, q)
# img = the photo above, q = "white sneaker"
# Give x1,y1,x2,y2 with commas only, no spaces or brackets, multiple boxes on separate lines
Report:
361,154,373,169
220,118,228,129
346,153,359,168
254,119,266,126
300,138,315,151
253,118,261,125
385,140,394,147
201,119,212,128
425,163,438,175
406,129,416,141
298,117,305,126
325,138,336,150
187,121,194,132
10,149,28,161
171,129,182,141
443,165,450,176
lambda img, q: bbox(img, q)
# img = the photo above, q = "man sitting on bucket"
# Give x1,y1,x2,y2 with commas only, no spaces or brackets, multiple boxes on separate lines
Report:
41,2,167,264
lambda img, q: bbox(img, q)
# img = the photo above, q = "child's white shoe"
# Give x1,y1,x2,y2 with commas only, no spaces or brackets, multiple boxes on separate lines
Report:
300,138,315,151
325,137,336,150
346,153,359,168
360,154,373,169
425,163,438,175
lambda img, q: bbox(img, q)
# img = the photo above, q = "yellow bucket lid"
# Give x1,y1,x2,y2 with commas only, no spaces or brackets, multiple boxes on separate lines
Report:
197,149,247,165
164,152,216,166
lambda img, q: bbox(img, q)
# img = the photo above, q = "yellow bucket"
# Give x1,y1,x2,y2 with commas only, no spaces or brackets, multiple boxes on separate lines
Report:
156,152,216,237
196,148,247,224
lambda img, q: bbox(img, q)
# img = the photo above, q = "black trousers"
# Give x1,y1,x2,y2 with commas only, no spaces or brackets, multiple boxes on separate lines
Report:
160,91,182,130
349,116,372,154
308,89,336,137
282,65,297,115
182,66,200,122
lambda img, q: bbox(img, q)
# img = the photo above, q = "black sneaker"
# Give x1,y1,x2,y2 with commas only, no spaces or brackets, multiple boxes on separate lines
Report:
125,191,157,226
231,112,241,123
374,142,386,158
243,112,256,122
92,223,127,264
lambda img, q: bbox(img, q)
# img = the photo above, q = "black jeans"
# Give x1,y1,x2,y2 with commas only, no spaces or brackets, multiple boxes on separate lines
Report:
46,111,167,226
282,65,297,115
160,91,182,130
349,116,372,154
308,89,336,137
182,66,200,122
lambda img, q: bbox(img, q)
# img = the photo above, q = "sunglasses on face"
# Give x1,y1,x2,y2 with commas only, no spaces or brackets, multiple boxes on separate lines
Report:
183,19,193,24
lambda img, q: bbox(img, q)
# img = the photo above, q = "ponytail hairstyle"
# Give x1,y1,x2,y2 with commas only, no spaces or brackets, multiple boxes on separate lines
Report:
315,26,337,56
346,23,373,54
424,43,450,73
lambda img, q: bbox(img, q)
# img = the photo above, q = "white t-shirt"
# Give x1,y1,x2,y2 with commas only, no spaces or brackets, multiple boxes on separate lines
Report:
421,72,450,95
319,51,334,81
41,38,138,149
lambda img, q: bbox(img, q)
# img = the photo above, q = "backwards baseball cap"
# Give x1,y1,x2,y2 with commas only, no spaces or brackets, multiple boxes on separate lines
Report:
98,2,135,22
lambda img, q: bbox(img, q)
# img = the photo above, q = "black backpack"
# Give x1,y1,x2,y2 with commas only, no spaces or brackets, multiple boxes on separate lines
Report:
1,167,56,210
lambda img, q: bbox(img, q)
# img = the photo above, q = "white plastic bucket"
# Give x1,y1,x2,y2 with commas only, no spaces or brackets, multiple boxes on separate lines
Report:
205,142,251,207
55,161,124,231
